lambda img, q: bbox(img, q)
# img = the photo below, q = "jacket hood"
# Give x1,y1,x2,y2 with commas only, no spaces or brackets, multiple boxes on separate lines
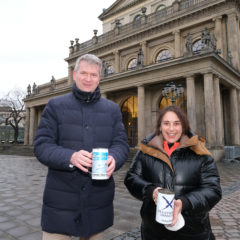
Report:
138,133,211,172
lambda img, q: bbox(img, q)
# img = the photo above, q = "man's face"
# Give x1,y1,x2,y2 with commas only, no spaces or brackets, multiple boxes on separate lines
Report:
73,60,101,92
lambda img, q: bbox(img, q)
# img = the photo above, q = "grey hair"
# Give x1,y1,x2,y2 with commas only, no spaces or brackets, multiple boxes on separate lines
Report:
74,54,102,75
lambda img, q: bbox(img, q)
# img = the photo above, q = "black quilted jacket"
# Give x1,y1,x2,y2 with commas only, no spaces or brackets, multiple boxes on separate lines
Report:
124,133,222,240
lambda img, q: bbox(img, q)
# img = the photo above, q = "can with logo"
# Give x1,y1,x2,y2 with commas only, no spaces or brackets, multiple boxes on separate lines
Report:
156,189,175,224
92,148,108,180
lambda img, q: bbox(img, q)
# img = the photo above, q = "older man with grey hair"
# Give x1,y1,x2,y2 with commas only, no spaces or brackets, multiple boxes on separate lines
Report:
34,54,129,240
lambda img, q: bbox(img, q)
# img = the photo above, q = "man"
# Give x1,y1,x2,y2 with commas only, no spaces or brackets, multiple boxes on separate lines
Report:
34,54,129,240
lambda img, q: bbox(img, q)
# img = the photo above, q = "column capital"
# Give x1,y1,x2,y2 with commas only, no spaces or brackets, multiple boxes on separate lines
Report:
114,50,119,55
140,41,147,46
202,71,213,76
185,74,195,79
212,16,222,22
227,12,238,20
213,75,221,80
172,29,180,35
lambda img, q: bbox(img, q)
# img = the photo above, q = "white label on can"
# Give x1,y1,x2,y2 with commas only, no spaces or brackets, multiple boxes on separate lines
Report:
92,148,108,180
156,191,175,224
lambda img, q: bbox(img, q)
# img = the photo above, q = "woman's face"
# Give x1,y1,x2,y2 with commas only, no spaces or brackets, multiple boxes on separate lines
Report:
160,111,183,143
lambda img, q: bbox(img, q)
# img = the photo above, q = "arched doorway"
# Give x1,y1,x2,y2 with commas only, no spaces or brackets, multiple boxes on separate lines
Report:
159,94,186,111
121,96,138,147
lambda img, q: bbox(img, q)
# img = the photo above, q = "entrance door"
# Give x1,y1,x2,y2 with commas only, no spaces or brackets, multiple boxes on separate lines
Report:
121,96,138,147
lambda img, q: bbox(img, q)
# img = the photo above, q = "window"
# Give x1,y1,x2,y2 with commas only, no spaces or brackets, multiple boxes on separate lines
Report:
107,65,114,75
156,50,172,62
156,4,167,18
121,96,138,147
133,14,141,27
192,39,203,54
128,58,137,70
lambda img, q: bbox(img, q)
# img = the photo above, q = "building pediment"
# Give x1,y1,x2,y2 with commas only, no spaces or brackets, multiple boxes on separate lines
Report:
99,0,147,21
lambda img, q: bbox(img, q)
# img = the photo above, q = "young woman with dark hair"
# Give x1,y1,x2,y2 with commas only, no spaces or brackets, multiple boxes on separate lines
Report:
125,105,221,240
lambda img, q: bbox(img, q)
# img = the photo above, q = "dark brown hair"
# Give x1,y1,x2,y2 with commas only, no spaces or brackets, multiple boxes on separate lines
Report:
155,105,191,135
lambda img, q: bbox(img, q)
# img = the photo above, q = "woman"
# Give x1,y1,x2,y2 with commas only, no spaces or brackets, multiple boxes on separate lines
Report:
124,105,222,240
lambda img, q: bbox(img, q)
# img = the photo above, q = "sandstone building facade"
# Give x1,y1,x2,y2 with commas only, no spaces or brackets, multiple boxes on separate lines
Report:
24,0,240,161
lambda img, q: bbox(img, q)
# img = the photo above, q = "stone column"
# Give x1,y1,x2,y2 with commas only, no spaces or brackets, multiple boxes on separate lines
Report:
238,90,240,135
141,41,148,65
204,73,216,145
68,66,74,85
214,76,224,145
37,108,43,126
229,88,240,145
173,30,181,58
114,50,120,73
138,85,145,142
227,13,240,70
24,107,30,145
186,75,196,133
29,107,36,145
213,16,223,57
238,17,240,67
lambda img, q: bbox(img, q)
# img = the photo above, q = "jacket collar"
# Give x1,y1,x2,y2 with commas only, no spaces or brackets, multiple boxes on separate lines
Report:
72,82,101,104
139,133,211,172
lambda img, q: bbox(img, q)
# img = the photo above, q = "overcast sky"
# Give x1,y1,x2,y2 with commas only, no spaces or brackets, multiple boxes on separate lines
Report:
0,0,116,97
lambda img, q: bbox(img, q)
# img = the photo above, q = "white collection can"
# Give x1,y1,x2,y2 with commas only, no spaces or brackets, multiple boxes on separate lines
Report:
91,148,108,180
155,189,175,225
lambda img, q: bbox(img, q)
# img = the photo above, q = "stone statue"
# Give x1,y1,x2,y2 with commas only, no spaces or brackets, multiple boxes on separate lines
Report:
36,86,40,94
50,76,56,91
227,51,232,65
137,48,144,67
92,30,98,44
69,40,74,55
201,27,217,52
32,82,37,94
210,34,217,51
201,27,211,48
27,84,31,96
102,61,108,77
114,19,121,35
185,33,193,53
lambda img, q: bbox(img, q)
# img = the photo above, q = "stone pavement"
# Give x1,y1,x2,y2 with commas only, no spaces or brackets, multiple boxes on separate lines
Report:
0,155,240,240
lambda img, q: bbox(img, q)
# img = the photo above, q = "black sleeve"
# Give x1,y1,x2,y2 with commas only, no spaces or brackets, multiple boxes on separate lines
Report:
124,150,162,201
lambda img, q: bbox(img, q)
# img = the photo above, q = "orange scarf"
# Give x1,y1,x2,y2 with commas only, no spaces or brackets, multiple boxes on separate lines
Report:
163,140,180,157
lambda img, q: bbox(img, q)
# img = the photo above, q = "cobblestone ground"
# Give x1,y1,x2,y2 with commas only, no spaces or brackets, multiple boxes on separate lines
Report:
0,155,239,240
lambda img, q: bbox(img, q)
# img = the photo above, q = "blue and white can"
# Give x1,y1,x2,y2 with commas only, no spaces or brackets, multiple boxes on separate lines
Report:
156,189,175,224
92,148,108,180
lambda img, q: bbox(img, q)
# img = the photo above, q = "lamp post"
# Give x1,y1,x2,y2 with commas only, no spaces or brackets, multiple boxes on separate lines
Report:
162,82,184,104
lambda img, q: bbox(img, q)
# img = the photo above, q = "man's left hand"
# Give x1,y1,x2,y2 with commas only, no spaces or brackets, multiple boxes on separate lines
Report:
106,155,116,178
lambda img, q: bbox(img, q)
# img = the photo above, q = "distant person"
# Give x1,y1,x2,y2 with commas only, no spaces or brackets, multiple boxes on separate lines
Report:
34,54,129,240
124,105,222,240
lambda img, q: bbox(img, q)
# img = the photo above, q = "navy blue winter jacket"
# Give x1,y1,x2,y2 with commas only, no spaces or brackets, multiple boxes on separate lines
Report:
34,84,129,237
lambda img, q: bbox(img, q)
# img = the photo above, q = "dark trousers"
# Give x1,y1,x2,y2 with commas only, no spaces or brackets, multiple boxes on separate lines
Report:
141,224,216,240
141,224,168,240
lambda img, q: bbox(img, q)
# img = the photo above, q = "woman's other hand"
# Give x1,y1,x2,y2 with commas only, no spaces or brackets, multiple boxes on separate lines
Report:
171,199,183,226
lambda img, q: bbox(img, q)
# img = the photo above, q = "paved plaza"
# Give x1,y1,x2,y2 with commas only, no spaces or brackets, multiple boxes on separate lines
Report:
0,154,240,240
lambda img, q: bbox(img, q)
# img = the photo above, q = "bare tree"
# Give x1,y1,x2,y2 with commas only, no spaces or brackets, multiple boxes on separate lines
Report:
4,89,25,143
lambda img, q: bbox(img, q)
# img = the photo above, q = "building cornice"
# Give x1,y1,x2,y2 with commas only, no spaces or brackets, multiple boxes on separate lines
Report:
65,0,228,62
25,51,240,108
98,0,147,21
100,52,240,89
